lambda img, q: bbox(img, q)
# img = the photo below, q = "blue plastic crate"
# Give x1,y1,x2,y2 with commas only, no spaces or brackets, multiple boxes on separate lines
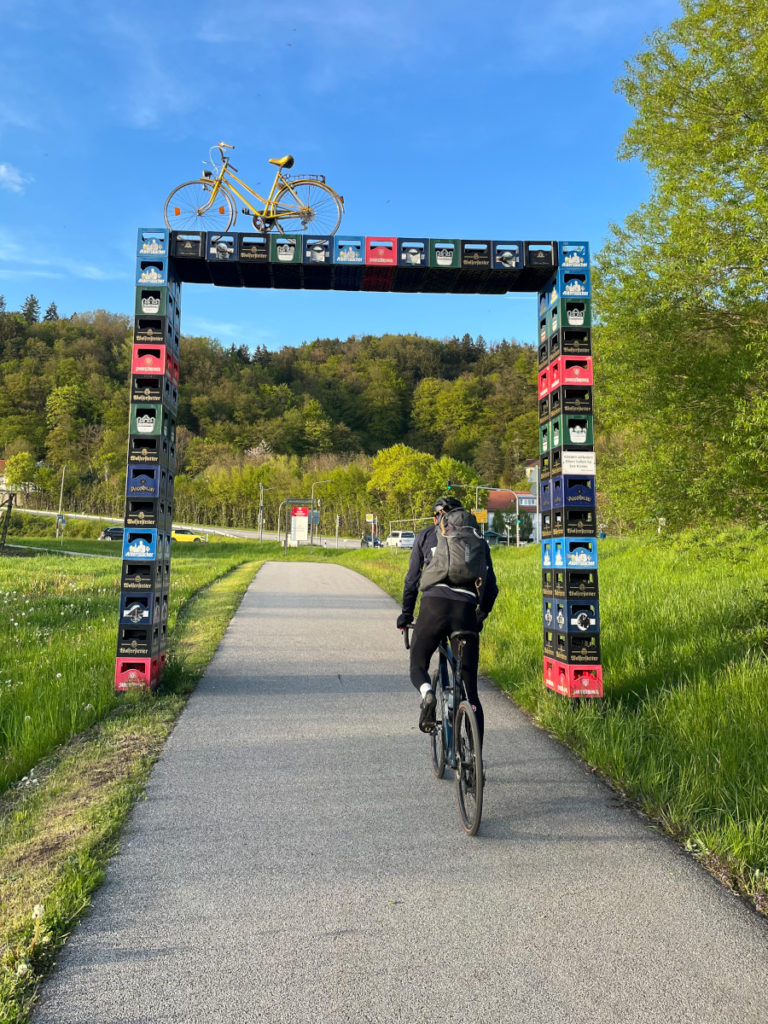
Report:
303,236,334,264
137,229,169,257
398,238,428,266
136,258,168,287
492,241,523,270
564,536,598,570
558,241,590,270
122,528,158,561
334,235,365,264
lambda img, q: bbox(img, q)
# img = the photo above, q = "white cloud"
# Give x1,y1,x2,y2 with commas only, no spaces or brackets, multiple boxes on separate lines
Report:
0,163,32,194
0,228,125,281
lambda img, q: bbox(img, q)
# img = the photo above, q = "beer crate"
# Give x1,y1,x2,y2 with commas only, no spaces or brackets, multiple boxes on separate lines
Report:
173,232,205,258
553,267,591,300
122,528,159,561
540,509,553,538
126,464,167,500
129,403,175,440
552,568,600,600
558,241,590,270
136,258,169,287
121,558,168,594
137,228,170,258
539,450,551,481
539,395,551,424
131,343,178,382
492,241,523,270
270,234,302,265
548,298,591,333
560,598,600,634
563,536,599,570
130,374,178,413
134,314,176,351
549,383,593,417
429,239,461,269
206,232,237,261
553,631,602,665
119,592,160,628
127,434,169,467
135,286,179,320
524,241,557,268
549,354,594,392
334,235,365,264
239,233,269,262
548,413,594,451
398,238,428,266
124,497,169,530
549,328,591,361
115,656,159,692
550,506,597,538
365,237,398,265
116,623,161,658
550,474,597,509
303,236,334,264
543,657,603,698
542,568,555,596
461,240,492,268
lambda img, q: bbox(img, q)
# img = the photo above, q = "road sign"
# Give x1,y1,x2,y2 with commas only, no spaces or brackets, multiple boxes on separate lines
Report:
472,509,488,524
365,513,375,523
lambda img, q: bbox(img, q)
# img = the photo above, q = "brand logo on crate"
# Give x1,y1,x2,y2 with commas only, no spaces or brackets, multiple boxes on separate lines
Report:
141,295,161,313
276,240,296,262
435,247,454,266
496,248,519,267
139,267,164,283
135,414,156,433
566,305,585,326
125,602,149,623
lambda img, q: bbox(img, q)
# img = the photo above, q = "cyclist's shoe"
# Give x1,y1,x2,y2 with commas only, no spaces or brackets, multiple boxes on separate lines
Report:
418,690,436,733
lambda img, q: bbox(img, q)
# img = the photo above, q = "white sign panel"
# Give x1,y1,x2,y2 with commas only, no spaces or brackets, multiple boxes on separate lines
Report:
291,505,309,541
561,451,597,476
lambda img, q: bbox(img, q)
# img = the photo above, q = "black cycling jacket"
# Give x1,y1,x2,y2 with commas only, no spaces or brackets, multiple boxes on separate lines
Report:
401,523,499,620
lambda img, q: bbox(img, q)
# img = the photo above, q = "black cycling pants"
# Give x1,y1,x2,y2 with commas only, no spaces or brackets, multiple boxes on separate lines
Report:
410,596,483,741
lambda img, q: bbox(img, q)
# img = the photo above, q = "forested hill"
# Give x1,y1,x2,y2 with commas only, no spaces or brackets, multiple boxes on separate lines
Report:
0,303,538,488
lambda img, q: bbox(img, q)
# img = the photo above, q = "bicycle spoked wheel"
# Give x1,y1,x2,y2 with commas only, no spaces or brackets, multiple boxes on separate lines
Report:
273,179,343,235
429,671,446,779
455,701,483,835
163,180,235,233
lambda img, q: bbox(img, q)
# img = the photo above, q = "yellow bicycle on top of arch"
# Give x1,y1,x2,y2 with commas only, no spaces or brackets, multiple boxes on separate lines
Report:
163,142,345,236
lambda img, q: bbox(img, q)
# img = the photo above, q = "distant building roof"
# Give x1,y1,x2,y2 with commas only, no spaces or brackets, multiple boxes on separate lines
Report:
486,489,537,512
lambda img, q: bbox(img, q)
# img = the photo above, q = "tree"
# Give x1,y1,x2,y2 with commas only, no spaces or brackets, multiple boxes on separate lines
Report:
594,0,768,526
5,451,37,492
21,295,40,324
43,301,59,321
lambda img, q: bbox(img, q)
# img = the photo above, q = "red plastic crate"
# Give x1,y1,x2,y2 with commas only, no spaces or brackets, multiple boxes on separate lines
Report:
131,344,177,381
365,237,398,265
538,366,550,399
543,657,603,698
549,355,593,389
115,656,158,692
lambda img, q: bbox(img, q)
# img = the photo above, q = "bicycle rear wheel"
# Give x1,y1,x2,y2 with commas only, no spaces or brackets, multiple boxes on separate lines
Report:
429,670,446,779
454,701,483,836
163,180,235,233
273,179,343,235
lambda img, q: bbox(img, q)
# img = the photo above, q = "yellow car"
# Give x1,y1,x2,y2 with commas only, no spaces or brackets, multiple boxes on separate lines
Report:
171,527,206,543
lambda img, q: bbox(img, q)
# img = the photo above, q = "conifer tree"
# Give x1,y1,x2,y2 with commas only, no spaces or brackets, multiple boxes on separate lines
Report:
43,301,59,321
21,294,40,324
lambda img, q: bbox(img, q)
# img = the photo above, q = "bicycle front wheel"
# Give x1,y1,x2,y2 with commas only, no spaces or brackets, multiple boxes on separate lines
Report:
163,180,235,233
454,701,483,836
273,179,343,235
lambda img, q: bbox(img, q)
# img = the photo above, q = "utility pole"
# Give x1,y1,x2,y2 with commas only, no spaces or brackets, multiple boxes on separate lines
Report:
55,465,66,539
309,479,331,553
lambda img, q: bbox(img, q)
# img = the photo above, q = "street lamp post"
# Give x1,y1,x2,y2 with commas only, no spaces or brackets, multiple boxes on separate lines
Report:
310,480,331,552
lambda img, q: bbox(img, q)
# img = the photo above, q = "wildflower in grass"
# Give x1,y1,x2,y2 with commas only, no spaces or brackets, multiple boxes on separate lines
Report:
16,961,30,977
32,904,44,920
56,673,62,679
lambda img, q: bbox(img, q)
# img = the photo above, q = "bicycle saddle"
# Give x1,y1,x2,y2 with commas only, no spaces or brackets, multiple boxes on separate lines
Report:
269,155,295,169
450,630,478,642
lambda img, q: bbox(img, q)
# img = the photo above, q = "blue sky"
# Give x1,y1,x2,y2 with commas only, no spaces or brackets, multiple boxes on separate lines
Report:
0,0,680,351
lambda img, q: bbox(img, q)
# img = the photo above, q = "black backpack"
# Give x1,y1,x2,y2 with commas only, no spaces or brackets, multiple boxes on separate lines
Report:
419,508,487,591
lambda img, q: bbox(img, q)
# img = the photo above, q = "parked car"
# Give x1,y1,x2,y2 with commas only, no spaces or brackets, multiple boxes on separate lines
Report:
171,527,206,543
98,526,124,541
360,535,383,548
385,530,415,549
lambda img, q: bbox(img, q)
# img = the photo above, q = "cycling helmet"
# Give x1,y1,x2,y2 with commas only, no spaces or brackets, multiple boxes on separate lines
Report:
433,495,462,516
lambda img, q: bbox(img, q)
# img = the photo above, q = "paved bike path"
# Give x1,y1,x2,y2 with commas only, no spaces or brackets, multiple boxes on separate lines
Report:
34,562,767,1024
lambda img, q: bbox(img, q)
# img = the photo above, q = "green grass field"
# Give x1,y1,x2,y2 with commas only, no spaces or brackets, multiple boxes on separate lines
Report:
1,528,767,904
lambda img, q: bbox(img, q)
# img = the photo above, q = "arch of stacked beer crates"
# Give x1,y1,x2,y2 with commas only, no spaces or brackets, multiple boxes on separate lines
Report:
116,229,602,700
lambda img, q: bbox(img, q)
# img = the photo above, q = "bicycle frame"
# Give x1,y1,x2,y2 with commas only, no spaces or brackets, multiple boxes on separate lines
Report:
435,636,469,768
205,156,306,224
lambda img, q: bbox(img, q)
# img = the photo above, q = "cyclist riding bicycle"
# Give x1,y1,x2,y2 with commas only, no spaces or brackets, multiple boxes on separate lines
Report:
396,496,498,740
